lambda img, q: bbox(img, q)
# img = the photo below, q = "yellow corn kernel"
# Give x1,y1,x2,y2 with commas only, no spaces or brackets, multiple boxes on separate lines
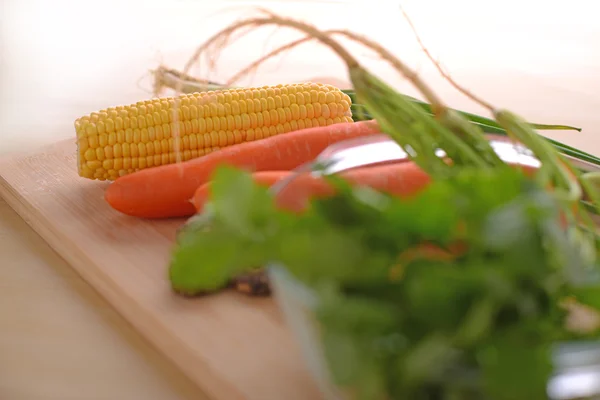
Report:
74,82,354,180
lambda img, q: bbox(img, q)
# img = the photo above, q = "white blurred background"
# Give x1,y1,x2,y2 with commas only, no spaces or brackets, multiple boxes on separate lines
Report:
1,0,599,154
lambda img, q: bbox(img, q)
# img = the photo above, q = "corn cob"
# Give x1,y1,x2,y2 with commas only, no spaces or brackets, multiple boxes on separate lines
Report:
74,83,354,180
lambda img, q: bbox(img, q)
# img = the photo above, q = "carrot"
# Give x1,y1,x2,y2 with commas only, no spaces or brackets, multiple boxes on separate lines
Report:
104,120,381,219
192,170,291,213
276,161,541,213
274,162,432,213
191,162,431,214
192,159,540,215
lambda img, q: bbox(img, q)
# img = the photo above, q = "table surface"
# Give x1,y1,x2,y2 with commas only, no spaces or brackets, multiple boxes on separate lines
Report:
1,0,599,399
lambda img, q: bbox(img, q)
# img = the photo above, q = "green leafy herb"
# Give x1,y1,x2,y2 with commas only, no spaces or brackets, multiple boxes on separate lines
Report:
169,166,600,399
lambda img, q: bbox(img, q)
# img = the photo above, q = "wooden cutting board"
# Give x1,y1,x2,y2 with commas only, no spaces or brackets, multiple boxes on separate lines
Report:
0,139,322,400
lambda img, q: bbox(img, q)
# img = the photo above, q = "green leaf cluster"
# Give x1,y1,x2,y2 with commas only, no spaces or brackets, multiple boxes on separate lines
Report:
170,165,600,399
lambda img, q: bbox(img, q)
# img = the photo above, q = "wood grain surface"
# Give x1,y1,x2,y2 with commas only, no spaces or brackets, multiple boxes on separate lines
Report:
0,139,322,400
0,195,207,400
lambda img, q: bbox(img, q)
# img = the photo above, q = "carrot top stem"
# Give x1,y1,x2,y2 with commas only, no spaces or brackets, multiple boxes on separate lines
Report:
348,67,497,171
399,5,596,233
182,11,447,117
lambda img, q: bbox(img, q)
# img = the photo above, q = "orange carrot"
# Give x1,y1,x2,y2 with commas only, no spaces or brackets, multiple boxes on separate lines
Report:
192,170,291,213
104,120,381,218
192,159,540,216
274,157,541,214
274,162,432,213
191,162,431,214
